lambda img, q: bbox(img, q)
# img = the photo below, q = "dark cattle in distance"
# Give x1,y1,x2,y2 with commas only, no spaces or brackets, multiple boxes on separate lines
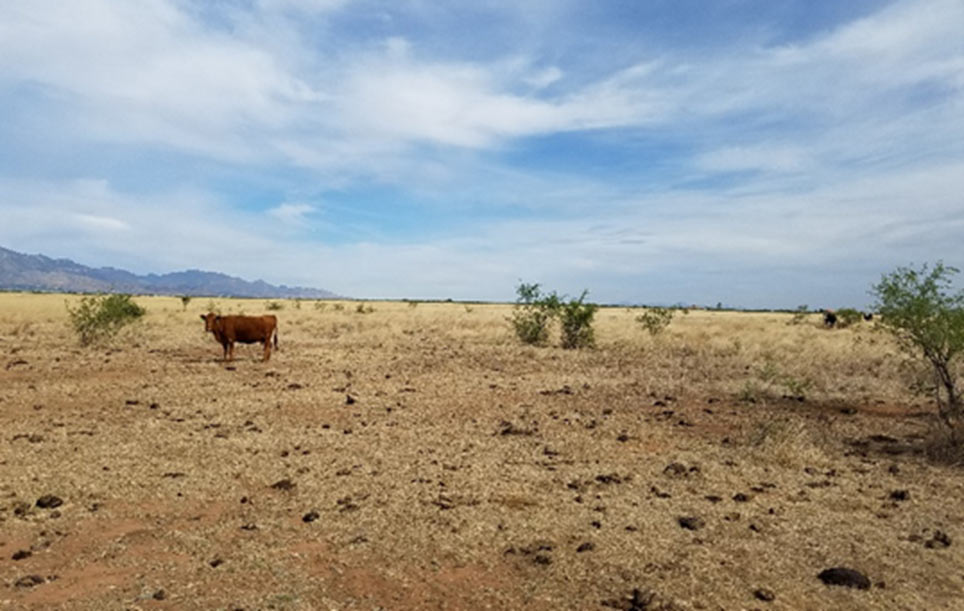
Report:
201,313,278,362
823,309,837,328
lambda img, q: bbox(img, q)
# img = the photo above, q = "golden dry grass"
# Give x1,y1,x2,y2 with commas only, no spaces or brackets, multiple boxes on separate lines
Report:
0,293,961,610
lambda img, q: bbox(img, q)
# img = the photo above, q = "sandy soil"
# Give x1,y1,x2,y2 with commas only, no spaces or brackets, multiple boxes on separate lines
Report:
0,295,961,610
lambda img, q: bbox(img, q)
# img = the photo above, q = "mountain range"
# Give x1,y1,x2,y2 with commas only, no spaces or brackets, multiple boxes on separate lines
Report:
0,246,339,298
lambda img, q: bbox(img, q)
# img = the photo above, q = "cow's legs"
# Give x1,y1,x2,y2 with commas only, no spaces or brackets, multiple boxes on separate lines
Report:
262,339,271,362
227,342,235,361
221,342,229,361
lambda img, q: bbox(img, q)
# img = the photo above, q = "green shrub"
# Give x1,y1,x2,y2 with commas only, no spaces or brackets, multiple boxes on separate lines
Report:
355,303,374,314
788,304,810,325
510,282,560,345
872,262,964,439
314,301,328,311
636,306,675,336
559,291,598,349
66,293,146,346
835,307,863,328
180,295,191,311
265,301,284,311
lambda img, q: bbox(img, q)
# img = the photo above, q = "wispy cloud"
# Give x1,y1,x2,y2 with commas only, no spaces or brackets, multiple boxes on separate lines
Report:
267,203,317,226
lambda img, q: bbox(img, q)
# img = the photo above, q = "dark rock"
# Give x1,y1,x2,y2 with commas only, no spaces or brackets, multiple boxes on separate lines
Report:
209,558,224,568
889,490,910,501
754,588,776,602
817,567,871,589
733,493,751,502
345,394,356,405
302,511,320,523
925,530,951,549
663,462,695,477
12,549,32,561
36,495,63,509
678,516,705,531
270,478,295,491
576,542,595,553
14,575,45,588
601,588,655,611
153,589,167,600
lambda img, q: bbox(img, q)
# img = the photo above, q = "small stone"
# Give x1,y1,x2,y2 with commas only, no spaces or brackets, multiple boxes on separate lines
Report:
302,511,320,523
576,542,595,553
15,575,45,588
12,549,32,561
925,530,951,549
817,567,871,589
678,516,705,531
754,588,776,602
270,479,295,491
889,490,910,501
36,495,63,509
153,589,167,600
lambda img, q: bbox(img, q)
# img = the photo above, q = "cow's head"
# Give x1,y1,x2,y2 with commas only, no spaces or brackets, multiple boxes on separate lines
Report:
200,312,220,332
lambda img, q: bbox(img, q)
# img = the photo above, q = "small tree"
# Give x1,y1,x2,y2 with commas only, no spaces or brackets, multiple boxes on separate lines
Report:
559,291,598,349
835,307,863,328
510,282,560,345
66,293,146,346
872,262,964,439
788,304,810,325
180,295,192,311
636,306,675,336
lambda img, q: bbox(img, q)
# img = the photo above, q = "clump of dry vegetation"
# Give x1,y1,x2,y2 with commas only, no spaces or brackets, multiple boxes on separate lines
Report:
64,293,145,346
0,292,960,610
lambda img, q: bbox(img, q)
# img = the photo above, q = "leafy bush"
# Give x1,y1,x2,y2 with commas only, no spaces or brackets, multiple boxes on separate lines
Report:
355,303,374,314
265,301,284,311
787,304,810,325
636,306,675,336
314,301,327,311
559,291,598,349
872,262,964,440
835,307,863,328
66,293,146,346
180,295,191,311
510,282,560,345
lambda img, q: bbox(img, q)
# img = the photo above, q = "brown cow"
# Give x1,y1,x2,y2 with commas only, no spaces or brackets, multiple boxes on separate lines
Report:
201,313,278,362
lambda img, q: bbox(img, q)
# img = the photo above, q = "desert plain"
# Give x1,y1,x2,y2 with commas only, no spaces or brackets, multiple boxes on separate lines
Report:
0,293,962,610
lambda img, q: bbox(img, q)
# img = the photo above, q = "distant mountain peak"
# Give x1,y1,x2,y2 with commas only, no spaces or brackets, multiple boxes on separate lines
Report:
0,245,339,298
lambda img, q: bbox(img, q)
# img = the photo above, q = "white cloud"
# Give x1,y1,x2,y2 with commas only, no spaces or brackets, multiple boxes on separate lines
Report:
73,214,131,232
696,146,810,173
267,203,317,226
525,66,563,89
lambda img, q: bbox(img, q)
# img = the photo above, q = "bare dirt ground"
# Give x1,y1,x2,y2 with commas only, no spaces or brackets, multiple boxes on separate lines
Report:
1,294,961,610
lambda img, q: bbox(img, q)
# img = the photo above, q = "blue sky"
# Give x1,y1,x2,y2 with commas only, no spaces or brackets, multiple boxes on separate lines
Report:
1,0,962,307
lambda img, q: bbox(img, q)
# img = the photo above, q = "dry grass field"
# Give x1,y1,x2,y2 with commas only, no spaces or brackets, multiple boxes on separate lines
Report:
1,293,961,610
